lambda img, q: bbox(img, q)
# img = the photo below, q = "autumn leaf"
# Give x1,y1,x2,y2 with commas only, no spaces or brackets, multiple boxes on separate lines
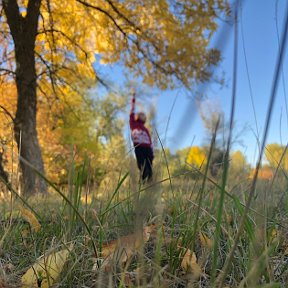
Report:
269,228,279,245
143,223,157,241
21,247,71,288
199,232,213,249
95,224,156,270
18,206,41,232
180,247,202,279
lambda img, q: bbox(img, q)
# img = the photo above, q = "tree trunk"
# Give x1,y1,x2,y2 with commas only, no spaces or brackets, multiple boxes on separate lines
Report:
14,47,47,195
3,0,47,195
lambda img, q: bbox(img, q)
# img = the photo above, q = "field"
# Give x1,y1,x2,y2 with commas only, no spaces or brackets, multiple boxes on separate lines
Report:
1,160,288,288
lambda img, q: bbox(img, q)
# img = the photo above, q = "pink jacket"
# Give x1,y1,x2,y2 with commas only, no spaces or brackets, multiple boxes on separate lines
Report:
129,97,153,148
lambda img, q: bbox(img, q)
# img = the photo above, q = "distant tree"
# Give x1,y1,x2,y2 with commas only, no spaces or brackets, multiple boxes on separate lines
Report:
205,146,225,177
265,143,288,171
249,165,273,181
229,150,250,181
186,146,206,172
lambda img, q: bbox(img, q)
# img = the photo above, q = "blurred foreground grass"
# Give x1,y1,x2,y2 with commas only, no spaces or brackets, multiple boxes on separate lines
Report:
0,169,288,287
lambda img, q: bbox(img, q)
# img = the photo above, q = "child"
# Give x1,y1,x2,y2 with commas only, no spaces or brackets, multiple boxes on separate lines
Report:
129,91,154,182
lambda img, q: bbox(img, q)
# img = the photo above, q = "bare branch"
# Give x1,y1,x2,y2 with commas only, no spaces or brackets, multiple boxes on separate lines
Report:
35,50,59,97
0,104,14,122
0,68,16,76
105,0,140,33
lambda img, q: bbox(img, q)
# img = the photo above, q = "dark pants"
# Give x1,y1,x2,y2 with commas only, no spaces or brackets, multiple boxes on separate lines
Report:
135,146,153,182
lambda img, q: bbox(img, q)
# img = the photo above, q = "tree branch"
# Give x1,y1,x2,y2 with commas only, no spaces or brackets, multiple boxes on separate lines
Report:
76,0,182,84
105,0,140,33
0,104,15,123
2,0,22,41
0,68,16,76
37,28,89,59
76,0,128,38
26,0,41,37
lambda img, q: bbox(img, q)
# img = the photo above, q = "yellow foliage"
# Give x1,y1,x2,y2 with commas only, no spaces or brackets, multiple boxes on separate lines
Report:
21,10,27,17
0,83,18,178
186,146,207,170
266,143,288,171
21,248,71,288
33,0,229,88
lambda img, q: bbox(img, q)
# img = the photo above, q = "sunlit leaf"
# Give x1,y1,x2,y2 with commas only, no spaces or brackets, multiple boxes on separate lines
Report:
21,248,71,288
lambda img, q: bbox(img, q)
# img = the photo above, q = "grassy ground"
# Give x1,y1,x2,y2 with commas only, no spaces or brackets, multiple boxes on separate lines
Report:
0,167,288,288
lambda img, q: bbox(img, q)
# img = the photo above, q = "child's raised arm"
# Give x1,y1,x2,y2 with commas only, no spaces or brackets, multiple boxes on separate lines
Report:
130,90,136,115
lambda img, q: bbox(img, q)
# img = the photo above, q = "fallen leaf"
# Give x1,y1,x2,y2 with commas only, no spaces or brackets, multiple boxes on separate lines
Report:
180,248,197,269
180,248,202,279
199,232,213,249
96,224,156,270
18,206,41,232
269,228,279,245
143,223,157,241
21,247,71,288
100,234,138,267
101,224,155,258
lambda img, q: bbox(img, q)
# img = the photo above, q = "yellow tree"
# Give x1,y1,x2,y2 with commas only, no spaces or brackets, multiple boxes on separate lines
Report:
266,143,288,171
229,150,250,181
0,82,17,185
186,146,207,171
1,0,229,195
230,150,248,169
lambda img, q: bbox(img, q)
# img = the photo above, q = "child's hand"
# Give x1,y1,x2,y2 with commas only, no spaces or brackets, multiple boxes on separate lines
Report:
131,89,136,102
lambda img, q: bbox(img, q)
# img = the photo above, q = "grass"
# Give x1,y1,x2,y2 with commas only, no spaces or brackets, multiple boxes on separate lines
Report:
0,159,288,288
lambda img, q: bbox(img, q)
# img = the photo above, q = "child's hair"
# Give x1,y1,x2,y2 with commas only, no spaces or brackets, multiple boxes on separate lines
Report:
136,112,146,123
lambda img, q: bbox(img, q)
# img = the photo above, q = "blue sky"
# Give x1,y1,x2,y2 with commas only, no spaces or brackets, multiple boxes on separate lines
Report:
157,0,288,165
96,0,288,165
